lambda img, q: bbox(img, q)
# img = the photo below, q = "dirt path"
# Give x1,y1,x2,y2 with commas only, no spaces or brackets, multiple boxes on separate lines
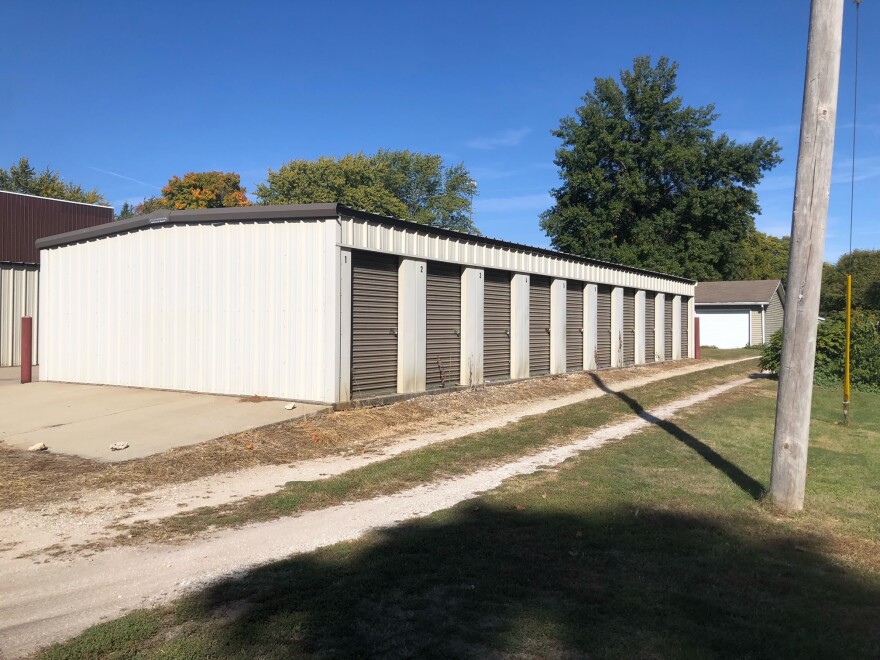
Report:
0,358,752,561
0,374,758,658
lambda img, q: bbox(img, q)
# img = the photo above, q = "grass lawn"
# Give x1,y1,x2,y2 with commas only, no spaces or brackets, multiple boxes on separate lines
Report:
700,345,764,360
40,379,880,659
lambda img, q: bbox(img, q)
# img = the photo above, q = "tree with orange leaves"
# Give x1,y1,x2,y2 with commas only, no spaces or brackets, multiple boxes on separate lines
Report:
136,171,252,214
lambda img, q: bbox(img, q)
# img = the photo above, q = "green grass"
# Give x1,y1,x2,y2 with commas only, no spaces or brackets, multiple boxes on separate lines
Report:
700,345,763,360
123,361,758,543
40,376,880,659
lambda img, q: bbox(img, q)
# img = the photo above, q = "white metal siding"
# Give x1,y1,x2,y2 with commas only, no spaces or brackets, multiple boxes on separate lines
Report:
0,264,38,367
339,216,693,297
39,221,337,402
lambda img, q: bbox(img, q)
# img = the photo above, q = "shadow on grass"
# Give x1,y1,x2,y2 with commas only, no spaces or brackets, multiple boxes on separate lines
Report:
145,504,880,660
589,372,767,500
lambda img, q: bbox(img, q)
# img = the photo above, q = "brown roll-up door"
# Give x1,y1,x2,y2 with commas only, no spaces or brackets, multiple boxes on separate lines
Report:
529,275,552,376
426,262,461,389
644,293,656,363
484,269,511,381
566,280,584,372
623,288,635,366
664,297,674,360
351,251,398,398
596,285,612,368
681,297,690,358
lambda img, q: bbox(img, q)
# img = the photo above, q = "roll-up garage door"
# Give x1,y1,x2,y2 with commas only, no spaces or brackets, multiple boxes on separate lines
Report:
644,293,656,363
681,297,690,358
664,297,674,361
529,275,551,376
596,285,612,368
351,251,398,398
623,289,636,366
484,270,511,381
426,262,461,389
566,281,584,372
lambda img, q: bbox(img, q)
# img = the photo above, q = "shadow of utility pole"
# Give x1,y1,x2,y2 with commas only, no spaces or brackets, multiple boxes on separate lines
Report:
588,372,767,500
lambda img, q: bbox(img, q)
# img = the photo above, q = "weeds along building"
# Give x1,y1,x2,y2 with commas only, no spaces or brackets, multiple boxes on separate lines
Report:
1,191,112,367
36,204,695,404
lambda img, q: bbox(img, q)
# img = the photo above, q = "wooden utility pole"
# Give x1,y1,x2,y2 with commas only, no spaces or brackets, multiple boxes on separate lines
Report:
770,0,845,511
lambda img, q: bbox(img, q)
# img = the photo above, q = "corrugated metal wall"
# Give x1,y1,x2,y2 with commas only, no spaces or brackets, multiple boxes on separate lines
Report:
681,297,690,358
340,216,693,296
39,221,338,402
352,251,399,398
596,285,612,368
1,191,112,264
664,298,674,360
0,264,38,366
483,269,511,381
623,288,635,366
566,280,584,372
529,275,551,376
644,294,655,363
426,261,461,389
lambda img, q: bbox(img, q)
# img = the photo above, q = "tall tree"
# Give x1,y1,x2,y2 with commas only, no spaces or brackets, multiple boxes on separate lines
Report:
0,156,106,204
255,151,479,234
820,249,880,313
540,56,781,280
733,231,791,282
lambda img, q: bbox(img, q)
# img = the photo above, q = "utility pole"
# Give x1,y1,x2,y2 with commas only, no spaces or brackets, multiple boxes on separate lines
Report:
770,0,844,512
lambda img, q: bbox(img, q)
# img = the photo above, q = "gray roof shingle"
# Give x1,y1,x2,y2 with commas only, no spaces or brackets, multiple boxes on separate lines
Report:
695,280,782,305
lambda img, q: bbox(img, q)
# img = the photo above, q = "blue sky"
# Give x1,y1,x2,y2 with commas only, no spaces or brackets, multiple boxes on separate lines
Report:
1,1,877,263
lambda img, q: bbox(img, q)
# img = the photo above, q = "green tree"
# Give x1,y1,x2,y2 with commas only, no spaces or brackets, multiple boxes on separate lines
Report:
734,231,790,282
135,196,167,215
115,202,136,221
820,249,880,314
0,156,106,204
255,151,479,233
540,56,781,280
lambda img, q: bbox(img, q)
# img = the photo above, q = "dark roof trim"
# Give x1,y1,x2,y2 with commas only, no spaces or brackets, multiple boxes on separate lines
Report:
34,203,695,284
34,204,340,250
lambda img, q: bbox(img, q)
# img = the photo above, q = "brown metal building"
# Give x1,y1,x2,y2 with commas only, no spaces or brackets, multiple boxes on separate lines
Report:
1,191,112,366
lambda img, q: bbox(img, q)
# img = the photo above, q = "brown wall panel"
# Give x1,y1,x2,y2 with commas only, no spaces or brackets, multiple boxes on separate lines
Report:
0,191,112,264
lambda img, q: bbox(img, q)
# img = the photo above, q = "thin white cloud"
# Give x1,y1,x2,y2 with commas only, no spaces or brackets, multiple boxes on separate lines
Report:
831,156,880,186
465,128,531,150
474,193,552,214
89,166,162,190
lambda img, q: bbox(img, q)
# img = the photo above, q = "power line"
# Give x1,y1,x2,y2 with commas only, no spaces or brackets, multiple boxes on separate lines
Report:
849,0,861,256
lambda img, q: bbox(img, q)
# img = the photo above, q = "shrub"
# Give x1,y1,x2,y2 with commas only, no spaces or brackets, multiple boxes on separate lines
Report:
760,311,880,393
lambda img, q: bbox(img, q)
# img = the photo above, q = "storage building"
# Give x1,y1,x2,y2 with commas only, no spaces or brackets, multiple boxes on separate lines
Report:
36,204,696,404
0,191,112,367
695,279,785,348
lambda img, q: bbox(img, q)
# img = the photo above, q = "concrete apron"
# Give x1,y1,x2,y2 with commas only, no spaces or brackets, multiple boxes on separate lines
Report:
0,368,327,462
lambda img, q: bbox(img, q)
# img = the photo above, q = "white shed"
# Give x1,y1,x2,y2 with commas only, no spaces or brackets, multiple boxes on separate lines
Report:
695,280,785,348
36,204,696,405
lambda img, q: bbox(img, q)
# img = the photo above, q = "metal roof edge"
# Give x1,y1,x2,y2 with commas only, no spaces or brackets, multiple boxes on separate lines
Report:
336,205,696,285
34,202,695,285
34,203,341,250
